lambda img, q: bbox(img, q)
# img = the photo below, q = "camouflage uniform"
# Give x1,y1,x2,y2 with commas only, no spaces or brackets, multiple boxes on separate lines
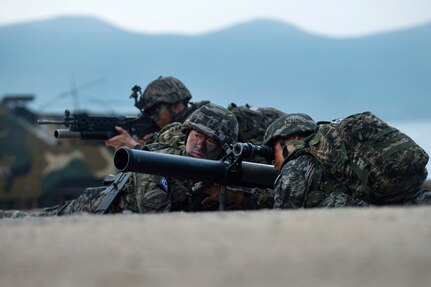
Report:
400,188,431,205
273,154,371,208
113,104,272,212
264,113,431,209
142,77,284,163
227,103,285,145
0,104,272,218
228,103,285,164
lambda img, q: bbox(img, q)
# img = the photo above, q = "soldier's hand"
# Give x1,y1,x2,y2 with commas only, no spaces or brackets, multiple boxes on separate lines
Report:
200,184,245,206
201,184,221,205
105,126,139,149
138,133,154,146
226,190,245,205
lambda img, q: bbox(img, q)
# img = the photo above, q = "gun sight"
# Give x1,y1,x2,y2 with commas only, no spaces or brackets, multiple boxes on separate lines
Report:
233,143,274,162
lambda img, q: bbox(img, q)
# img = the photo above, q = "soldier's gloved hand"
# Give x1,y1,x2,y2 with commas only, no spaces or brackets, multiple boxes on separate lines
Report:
105,126,139,149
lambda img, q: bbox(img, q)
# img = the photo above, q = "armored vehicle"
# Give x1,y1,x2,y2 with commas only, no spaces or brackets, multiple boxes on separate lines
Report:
0,95,115,209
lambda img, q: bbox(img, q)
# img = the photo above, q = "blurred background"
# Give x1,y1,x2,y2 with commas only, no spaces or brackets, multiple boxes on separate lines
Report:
1,0,431,209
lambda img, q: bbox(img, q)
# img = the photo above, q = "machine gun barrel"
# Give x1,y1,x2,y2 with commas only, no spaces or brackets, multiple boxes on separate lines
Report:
114,147,277,188
37,119,67,125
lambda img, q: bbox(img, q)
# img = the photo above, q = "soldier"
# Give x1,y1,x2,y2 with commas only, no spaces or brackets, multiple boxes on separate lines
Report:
105,76,285,161
0,103,272,218
105,76,209,149
263,113,431,209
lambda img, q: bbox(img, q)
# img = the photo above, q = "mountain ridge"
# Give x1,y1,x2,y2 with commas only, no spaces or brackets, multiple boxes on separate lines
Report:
0,16,430,121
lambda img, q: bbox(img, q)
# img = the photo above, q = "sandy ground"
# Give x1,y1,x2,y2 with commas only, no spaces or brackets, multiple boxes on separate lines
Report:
1,207,431,287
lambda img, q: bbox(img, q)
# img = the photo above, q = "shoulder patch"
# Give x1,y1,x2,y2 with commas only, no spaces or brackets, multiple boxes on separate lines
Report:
159,177,169,193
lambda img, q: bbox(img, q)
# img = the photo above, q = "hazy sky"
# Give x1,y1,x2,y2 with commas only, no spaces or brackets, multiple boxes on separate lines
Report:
1,0,431,37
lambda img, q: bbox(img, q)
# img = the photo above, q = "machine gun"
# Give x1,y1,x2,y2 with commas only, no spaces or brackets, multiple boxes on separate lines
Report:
37,85,159,140
113,143,276,188
38,110,158,140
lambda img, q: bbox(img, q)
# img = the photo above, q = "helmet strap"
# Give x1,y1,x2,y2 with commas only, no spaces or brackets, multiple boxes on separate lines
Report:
165,104,178,122
168,102,187,123
278,138,290,159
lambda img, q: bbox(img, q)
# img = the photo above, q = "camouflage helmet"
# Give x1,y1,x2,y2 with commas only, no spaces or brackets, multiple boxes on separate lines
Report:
181,103,239,146
263,113,316,146
142,76,192,110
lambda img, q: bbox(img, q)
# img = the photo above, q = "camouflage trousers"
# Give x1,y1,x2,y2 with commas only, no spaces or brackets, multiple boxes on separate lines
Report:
316,191,372,208
402,189,431,205
315,188,431,208
0,185,138,218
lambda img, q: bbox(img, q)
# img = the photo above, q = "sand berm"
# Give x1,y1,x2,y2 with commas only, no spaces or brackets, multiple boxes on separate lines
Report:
1,206,431,287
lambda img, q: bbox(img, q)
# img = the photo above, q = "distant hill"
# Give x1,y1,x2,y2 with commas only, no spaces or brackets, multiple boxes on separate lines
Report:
0,16,430,121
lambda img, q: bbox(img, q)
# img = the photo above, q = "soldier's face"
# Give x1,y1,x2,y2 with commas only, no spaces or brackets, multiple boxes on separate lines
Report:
149,104,172,129
186,130,221,160
149,102,185,129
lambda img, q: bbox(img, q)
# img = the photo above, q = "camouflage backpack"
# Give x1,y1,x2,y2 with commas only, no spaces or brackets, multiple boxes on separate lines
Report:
301,112,429,204
228,103,285,145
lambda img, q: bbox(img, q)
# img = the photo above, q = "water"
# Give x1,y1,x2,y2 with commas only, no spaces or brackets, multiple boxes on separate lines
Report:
389,120,431,179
